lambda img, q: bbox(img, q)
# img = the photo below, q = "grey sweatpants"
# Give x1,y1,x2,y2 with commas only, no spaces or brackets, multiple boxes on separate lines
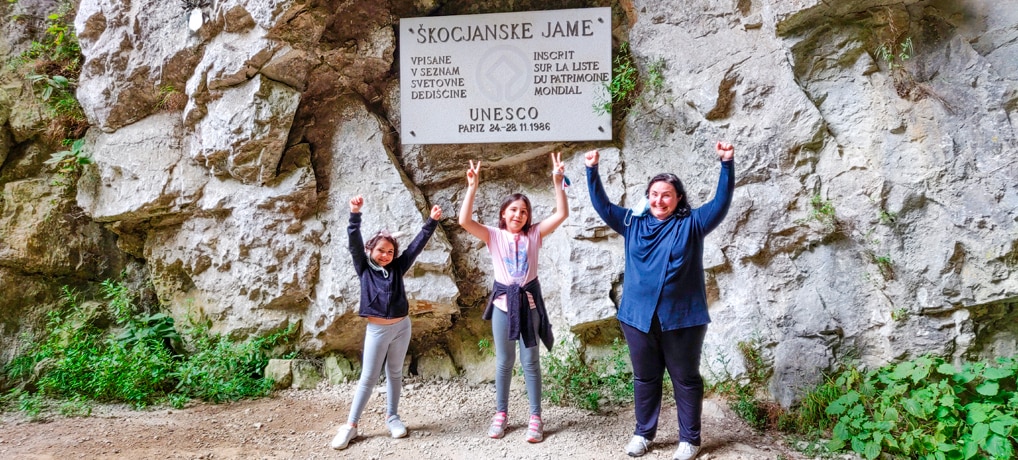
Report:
492,307,542,416
347,317,411,424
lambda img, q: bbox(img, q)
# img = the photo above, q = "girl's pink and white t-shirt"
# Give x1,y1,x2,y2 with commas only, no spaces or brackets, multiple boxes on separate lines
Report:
485,224,542,312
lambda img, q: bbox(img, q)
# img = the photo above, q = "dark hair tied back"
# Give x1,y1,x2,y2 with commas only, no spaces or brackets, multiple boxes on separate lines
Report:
646,173,691,218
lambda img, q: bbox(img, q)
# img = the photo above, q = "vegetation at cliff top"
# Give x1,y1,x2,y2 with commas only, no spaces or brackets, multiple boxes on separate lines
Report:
595,41,666,119
8,2,88,140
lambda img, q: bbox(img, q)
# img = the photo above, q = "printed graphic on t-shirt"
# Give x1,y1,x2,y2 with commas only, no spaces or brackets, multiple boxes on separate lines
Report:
503,236,529,279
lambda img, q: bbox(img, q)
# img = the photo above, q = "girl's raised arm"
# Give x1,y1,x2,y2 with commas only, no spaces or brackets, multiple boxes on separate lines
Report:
457,160,490,244
539,152,569,238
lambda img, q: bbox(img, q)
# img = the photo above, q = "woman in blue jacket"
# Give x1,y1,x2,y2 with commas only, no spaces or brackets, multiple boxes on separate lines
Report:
331,195,442,450
585,143,735,460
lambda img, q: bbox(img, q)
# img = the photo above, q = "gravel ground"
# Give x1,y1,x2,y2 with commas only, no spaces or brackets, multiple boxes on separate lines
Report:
0,377,820,459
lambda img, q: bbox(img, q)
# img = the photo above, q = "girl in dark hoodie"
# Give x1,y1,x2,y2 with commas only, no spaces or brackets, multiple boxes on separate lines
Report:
331,195,442,450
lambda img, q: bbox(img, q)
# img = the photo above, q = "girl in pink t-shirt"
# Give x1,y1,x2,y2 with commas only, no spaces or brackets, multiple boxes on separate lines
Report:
458,152,569,443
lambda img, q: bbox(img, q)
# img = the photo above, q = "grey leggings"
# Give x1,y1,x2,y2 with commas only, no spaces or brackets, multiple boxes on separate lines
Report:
492,307,542,416
347,317,411,424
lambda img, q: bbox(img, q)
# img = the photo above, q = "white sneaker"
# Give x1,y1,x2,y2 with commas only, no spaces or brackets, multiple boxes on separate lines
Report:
387,414,408,438
330,423,357,450
625,435,649,457
673,441,700,460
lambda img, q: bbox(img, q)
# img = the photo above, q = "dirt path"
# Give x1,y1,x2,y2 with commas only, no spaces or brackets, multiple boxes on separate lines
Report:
0,378,814,459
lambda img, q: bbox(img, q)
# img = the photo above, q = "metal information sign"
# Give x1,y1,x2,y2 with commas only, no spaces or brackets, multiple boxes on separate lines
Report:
399,8,612,144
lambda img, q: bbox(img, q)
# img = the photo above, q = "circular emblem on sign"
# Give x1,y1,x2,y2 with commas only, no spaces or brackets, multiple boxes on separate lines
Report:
475,45,531,103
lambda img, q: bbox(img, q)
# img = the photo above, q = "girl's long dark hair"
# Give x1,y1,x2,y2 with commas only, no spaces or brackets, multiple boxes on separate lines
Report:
645,173,691,218
497,193,533,232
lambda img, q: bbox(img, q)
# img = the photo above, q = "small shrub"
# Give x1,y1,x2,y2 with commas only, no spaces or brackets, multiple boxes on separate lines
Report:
10,6,88,140
779,374,843,434
2,279,298,415
595,43,666,118
477,338,494,357
890,307,909,322
173,316,296,404
543,337,633,412
878,209,898,225
872,253,894,279
817,356,1018,459
809,194,836,226
45,138,91,189
877,36,913,71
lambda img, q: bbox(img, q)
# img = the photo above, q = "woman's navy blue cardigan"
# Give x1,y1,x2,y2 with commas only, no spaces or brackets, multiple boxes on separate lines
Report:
586,160,734,333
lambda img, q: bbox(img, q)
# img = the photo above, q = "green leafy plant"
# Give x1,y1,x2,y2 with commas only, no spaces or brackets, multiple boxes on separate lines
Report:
27,73,72,101
878,209,898,226
45,138,91,189
173,315,296,405
732,339,774,430
543,337,633,412
878,37,914,70
809,194,836,225
595,42,637,115
821,355,1018,459
778,374,842,435
872,253,894,279
890,307,909,322
594,43,666,118
2,279,297,414
477,338,494,358
101,278,181,351
9,5,88,139
706,339,777,430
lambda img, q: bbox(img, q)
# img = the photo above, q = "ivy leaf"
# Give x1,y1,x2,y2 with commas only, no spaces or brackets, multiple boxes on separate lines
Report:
985,434,1014,459
851,437,867,455
965,403,988,424
912,356,932,382
891,362,915,381
971,423,990,444
937,442,957,453
833,420,853,441
981,366,1013,380
976,381,999,396
989,415,1017,436
961,440,979,460
955,368,977,384
827,391,859,415
902,398,925,418
864,441,881,459
937,362,956,376
827,437,846,451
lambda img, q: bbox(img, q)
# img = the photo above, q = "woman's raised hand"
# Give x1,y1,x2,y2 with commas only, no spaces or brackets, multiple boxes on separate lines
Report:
349,195,363,213
430,205,442,220
466,160,481,188
716,141,735,161
584,150,599,167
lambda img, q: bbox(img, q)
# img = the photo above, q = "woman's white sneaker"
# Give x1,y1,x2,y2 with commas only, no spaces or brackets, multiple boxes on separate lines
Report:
625,435,649,457
673,441,700,460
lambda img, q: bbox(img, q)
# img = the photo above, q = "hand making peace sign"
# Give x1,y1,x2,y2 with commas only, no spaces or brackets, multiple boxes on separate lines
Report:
466,160,481,189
